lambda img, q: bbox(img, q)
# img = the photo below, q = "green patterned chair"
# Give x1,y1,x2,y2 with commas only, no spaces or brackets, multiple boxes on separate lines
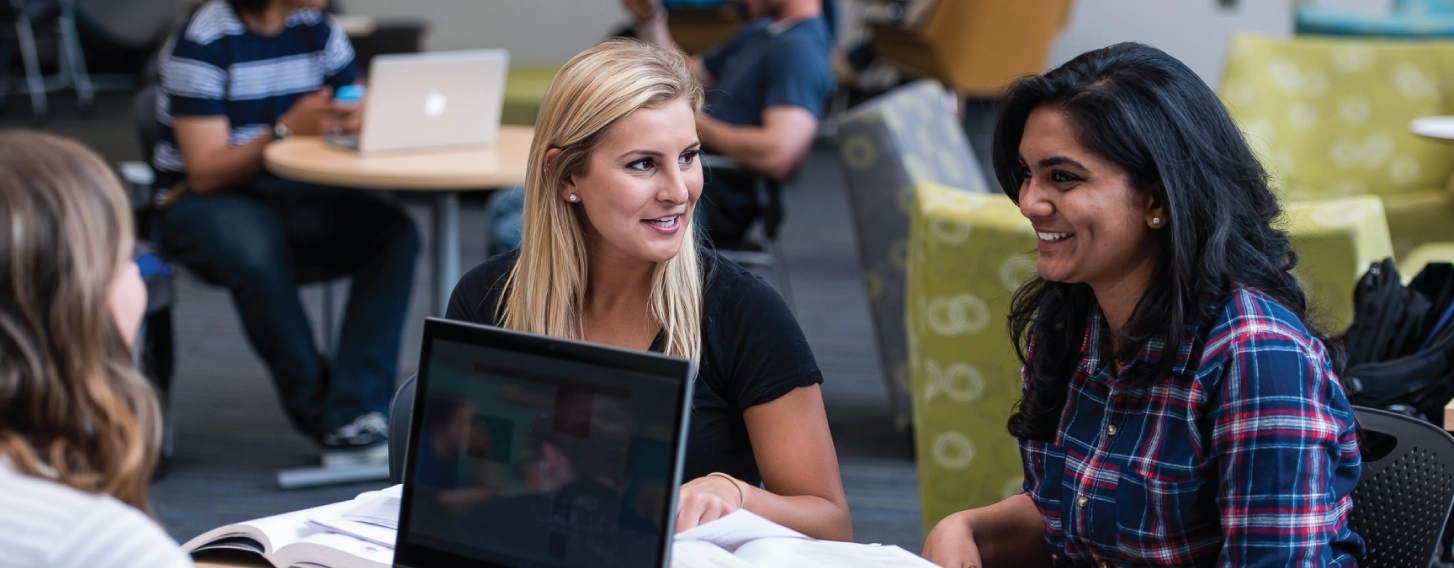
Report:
906,181,1035,532
1219,34,1454,262
835,80,991,432
1284,195,1395,330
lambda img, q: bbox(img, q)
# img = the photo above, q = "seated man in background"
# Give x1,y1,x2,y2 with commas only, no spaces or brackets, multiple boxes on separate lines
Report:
624,0,836,247
153,0,419,464
482,0,834,256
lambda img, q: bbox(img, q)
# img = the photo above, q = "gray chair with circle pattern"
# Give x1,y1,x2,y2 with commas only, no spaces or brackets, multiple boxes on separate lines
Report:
834,80,991,432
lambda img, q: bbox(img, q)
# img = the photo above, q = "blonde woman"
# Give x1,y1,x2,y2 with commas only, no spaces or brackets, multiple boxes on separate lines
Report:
446,39,851,540
0,132,191,567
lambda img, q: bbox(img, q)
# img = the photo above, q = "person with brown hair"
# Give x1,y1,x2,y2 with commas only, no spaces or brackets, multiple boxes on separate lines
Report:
0,131,191,567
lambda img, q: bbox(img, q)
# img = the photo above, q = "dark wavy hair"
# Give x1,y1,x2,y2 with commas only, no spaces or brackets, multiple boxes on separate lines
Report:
996,42,1331,442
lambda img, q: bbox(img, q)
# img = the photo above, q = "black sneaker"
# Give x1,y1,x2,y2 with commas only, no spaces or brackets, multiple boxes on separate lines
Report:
319,411,388,467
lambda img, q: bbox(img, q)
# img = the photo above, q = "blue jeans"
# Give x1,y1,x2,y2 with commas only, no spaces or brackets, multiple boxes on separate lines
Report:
486,186,525,258
159,175,420,437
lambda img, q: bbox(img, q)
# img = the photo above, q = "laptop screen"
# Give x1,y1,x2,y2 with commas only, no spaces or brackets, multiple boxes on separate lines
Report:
396,320,694,568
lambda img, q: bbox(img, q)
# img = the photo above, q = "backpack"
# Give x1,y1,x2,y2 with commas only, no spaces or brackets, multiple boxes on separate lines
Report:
1341,258,1454,426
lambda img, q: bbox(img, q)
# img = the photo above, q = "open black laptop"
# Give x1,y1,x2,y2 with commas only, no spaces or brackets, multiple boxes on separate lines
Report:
394,318,696,568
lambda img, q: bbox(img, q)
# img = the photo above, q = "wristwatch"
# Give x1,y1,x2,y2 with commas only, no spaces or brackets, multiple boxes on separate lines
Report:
272,122,293,140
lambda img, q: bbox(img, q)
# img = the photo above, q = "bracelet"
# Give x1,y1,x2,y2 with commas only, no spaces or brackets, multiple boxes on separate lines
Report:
707,472,745,509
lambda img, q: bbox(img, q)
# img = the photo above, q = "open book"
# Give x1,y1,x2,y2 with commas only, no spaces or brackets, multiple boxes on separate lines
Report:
186,486,936,568
182,486,400,568
671,510,937,568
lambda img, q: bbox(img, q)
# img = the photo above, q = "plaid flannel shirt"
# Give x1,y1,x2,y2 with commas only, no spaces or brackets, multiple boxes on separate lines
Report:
1020,287,1363,567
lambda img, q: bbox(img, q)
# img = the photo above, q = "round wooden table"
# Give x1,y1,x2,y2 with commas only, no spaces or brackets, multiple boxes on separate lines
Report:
264,125,533,315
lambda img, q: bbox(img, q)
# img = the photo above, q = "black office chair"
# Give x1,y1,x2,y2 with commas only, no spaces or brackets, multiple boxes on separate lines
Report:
131,79,353,484
1349,406,1454,568
387,375,418,485
125,81,180,479
348,18,427,76
701,154,793,307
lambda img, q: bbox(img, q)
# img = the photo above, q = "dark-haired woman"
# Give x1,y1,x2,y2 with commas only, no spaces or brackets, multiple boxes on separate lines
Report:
922,42,1362,567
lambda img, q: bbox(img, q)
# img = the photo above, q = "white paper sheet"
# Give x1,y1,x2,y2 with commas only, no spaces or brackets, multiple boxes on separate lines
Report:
673,510,809,552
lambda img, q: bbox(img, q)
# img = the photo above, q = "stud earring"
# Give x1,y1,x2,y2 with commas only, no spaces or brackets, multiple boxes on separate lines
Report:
1152,217,1161,227
568,194,578,202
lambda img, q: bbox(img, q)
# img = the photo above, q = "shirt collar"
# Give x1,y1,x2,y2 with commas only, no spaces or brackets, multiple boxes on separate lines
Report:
1084,305,1204,379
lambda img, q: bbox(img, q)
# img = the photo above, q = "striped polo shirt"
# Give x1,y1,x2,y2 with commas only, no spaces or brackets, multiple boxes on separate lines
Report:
153,0,358,190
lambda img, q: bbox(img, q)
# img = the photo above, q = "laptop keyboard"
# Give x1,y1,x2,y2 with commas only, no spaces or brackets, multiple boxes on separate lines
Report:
323,133,361,150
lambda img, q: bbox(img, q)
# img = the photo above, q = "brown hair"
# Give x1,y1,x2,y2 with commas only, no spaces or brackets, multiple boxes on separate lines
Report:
0,131,161,511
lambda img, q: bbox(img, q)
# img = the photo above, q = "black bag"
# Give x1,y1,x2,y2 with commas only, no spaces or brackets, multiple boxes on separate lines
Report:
1341,259,1454,426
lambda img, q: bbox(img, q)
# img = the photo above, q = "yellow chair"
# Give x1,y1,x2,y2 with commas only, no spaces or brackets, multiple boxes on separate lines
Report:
1219,34,1454,261
870,0,1074,97
1284,195,1395,330
905,181,1035,532
666,6,746,55
1400,242,1454,278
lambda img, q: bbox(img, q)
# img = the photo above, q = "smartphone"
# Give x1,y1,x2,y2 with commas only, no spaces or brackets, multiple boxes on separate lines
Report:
335,85,366,103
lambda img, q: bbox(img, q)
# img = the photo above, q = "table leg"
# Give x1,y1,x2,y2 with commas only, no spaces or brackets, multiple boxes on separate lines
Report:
433,192,461,316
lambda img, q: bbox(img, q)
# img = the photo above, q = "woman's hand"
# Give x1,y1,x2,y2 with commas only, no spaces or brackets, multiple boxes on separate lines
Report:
922,510,984,568
674,473,745,532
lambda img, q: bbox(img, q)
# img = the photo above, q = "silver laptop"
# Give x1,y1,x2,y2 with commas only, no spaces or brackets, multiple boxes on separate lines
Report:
393,318,697,568
329,49,509,153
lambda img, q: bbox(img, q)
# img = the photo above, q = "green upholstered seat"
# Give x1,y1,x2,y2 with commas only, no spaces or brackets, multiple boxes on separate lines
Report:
1399,241,1454,278
1219,34,1452,331
1284,196,1395,330
1219,34,1454,263
906,181,1034,532
503,66,559,126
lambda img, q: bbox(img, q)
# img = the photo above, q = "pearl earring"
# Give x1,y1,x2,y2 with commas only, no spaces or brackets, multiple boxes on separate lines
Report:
568,194,578,202
1152,217,1161,227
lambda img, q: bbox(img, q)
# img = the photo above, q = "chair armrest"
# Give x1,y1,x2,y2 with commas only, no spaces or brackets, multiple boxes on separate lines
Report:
387,375,418,485
701,153,751,174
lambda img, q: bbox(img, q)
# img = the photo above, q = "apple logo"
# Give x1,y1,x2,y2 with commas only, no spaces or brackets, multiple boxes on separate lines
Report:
423,90,447,117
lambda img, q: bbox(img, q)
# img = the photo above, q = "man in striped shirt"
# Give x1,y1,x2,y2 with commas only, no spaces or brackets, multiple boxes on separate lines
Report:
153,0,419,464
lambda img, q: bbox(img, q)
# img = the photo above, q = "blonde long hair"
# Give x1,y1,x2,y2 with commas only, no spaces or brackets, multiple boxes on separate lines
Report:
0,131,161,512
500,39,705,362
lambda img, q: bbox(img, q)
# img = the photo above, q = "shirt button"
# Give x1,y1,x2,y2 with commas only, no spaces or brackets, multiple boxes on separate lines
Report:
1106,424,1117,436
1077,495,1089,507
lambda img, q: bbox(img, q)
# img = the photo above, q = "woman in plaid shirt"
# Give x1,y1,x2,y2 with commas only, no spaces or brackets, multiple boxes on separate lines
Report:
922,43,1363,567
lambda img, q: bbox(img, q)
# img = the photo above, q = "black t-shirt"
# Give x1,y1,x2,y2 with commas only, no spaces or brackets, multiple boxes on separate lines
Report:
445,249,824,486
